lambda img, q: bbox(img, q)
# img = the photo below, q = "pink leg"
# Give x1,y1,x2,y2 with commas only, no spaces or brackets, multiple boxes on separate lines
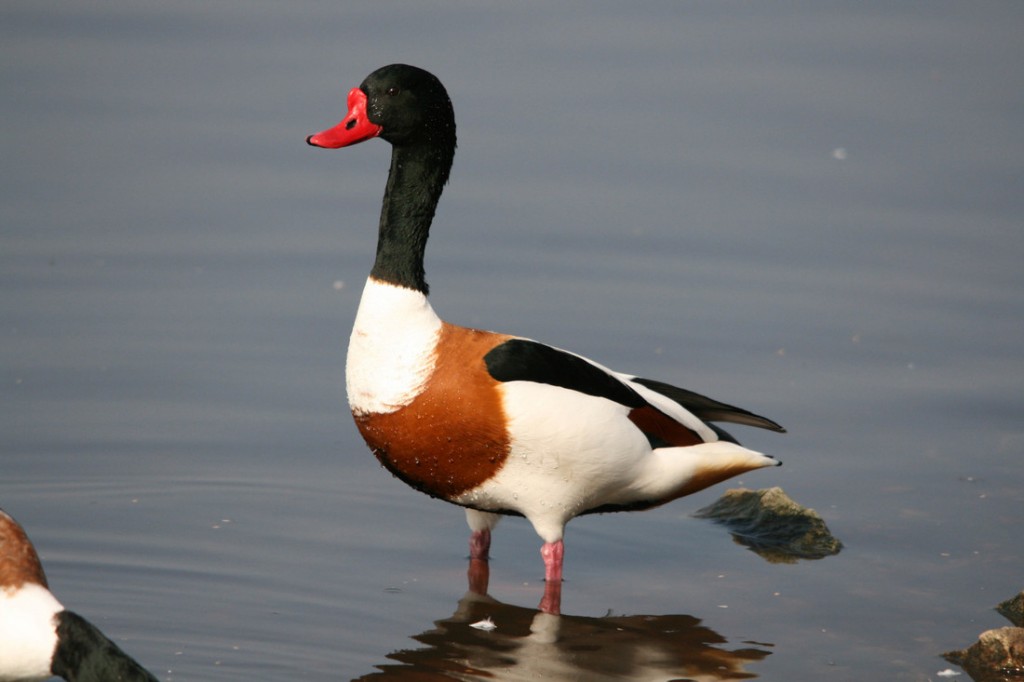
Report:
469,528,491,561
540,540,564,582
467,558,490,595
539,579,562,615
538,540,564,614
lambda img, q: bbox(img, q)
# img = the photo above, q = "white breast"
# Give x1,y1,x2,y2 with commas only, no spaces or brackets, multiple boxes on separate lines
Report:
346,278,443,415
0,583,63,681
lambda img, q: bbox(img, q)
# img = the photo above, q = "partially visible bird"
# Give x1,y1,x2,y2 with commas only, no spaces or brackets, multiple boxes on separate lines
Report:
0,508,158,682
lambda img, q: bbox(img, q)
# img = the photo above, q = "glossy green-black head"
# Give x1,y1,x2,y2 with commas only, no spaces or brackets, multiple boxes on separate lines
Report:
307,64,456,150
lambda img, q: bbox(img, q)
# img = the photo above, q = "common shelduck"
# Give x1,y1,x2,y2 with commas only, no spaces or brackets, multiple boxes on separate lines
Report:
0,509,158,682
307,64,784,613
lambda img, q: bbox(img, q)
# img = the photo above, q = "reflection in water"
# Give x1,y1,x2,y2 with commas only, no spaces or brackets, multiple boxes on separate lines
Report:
355,560,771,681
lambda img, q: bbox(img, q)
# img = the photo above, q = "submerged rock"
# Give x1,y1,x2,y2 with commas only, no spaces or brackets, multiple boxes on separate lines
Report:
997,592,1024,628
693,487,843,563
942,626,1024,682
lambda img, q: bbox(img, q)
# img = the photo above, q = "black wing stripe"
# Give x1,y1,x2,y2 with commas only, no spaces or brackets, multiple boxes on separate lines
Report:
484,339,645,408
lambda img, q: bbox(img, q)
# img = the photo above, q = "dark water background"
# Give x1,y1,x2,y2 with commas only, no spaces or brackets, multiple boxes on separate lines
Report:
3,2,1022,679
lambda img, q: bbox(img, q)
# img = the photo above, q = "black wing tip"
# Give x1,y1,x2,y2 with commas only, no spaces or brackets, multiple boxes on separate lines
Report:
632,376,786,434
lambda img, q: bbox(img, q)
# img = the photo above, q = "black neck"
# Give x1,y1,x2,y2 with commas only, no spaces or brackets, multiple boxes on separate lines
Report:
51,610,159,682
369,139,454,294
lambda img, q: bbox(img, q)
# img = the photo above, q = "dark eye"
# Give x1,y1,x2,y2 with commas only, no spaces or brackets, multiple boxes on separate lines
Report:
386,86,401,96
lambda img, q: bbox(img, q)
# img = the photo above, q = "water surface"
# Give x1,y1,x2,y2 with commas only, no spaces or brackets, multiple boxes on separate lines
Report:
3,2,1022,680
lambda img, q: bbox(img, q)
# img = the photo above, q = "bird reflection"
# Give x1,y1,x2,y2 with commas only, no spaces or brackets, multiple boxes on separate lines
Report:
355,560,772,681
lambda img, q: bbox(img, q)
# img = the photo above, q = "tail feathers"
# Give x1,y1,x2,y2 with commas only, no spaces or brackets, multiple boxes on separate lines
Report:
651,441,781,500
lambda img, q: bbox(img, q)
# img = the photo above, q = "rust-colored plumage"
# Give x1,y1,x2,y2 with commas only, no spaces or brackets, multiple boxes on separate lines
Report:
0,509,48,591
354,323,513,500
627,405,703,448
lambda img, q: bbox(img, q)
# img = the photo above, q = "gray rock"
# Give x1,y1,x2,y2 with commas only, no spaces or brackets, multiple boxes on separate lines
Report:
693,487,842,563
997,592,1024,628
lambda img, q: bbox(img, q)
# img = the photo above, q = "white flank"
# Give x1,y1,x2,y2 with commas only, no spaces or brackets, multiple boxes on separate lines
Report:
0,583,63,681
346,278,443,415
456,379,774,544
457,381,652,542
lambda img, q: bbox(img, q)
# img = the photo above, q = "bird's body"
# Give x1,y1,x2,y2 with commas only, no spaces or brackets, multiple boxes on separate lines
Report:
0,509,158,682
308,64,783,612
